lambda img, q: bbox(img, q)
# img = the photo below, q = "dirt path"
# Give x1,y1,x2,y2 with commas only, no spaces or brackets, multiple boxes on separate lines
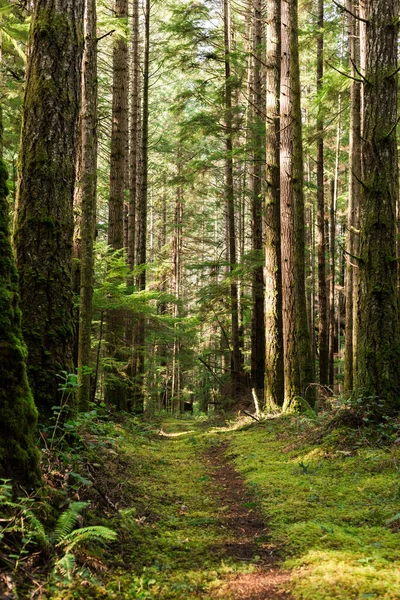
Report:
205,442,292,600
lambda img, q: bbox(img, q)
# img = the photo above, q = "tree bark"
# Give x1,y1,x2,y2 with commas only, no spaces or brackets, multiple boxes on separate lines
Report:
105,0,129,409
344,0,361,394
75,0,98,411
316,0,329,386
14,0,84,419
0,153,41,486
264,0,284,408
250,0,266,401
133,0,150,413
224,0,242,396
280,0,314,409
355,0,400,414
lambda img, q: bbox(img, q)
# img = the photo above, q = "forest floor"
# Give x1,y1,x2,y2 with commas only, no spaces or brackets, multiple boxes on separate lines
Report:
2,411,400,599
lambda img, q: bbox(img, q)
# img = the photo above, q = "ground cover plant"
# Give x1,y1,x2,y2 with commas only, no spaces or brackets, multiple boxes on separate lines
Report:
1,409,400,599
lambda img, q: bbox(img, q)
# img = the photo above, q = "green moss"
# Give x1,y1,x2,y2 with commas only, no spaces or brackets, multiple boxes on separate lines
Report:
0,158,41,487
227,417,400,599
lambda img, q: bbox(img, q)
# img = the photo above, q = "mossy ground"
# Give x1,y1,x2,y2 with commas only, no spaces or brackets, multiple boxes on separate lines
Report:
225,415,400,600
4,412,399,599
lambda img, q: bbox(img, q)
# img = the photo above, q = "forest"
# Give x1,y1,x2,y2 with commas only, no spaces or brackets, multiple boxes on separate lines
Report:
1,0,400,597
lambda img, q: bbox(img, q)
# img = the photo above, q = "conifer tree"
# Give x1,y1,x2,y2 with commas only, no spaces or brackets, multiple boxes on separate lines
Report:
355,0,400,414
14,0,84,418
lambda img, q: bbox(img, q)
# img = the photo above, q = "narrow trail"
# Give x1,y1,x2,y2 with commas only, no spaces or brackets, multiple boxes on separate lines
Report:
204,442,292,599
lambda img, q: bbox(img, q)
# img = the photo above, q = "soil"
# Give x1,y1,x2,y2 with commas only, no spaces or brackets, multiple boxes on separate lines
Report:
205,443,292,600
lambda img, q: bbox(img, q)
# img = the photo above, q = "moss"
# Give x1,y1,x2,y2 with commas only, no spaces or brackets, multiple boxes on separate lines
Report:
0,158,41,487
228,417,400,599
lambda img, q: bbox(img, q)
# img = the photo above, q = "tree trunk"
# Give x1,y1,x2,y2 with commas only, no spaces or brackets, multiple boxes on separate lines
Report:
14,0,84,419
250,0,266,401
224,0,242,396
133,0,150,413
105,0,129,410
280,0,314,409
316,0,329,386
76,0,98,411
0,150,41,486
264,0,284,408
355,0,400,414
344,0,361,394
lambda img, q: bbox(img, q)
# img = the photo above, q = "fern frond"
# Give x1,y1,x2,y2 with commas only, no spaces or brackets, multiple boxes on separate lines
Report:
57,525,117,553
54,552,76,582
25,511,47,547
52,502,89,544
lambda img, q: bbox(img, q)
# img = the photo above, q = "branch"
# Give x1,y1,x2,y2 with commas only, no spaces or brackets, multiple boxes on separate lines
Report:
97,30,115,43
244,410,261,422
332,0,369,24
327,62,364,85
338,241,363,264
198,357,223,385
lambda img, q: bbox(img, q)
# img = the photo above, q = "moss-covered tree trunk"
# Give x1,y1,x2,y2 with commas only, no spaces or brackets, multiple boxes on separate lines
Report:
14,0,84,420
0,153,41,487
355,0,400,414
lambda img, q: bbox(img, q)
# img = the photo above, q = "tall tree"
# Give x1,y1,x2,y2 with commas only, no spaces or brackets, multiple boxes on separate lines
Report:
343,0,361,394
224,0,242,395
250,0,266,401
105,0,129,409
14,0,84,418
280,0,314,409
316,0,328,386
251,0,265,397
133,0,150,413
264,0,284,407
0,134,40,487
355,0,400,413
76,0,98,410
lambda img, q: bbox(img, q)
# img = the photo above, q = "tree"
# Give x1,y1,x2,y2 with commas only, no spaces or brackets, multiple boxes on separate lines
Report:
316,0,328,386
76,0,98,410
280,0,314,409
223,0,242,396
264,0,284,408
250,0,266,400
355,0,400,414
105,0,129,409
14,0,84,419
0,143,40,486
343,0,361,394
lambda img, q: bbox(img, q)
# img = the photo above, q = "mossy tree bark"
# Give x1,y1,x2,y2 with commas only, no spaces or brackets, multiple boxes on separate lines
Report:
105,0,129,410
264,0,284,408
355,0,400,414
14,0,84,420
76,0,98,411
0,154,41,487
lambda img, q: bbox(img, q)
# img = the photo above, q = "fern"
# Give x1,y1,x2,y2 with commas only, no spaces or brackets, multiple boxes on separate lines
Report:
54,552,76,581
58,525,118,553
52,502,89,544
